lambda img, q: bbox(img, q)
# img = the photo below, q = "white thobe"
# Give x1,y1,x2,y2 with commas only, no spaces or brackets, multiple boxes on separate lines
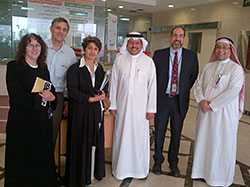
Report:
109,52,157,180
191,59,244,187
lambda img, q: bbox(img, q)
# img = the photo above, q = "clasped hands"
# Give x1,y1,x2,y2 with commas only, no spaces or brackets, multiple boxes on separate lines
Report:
88,91,106,103
39,90,56,101
199,100,212,112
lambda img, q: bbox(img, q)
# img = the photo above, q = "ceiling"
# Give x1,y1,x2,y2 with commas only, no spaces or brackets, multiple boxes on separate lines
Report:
96,0,230,14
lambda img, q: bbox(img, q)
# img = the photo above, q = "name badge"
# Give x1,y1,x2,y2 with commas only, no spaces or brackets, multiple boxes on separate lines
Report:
171,84,177,92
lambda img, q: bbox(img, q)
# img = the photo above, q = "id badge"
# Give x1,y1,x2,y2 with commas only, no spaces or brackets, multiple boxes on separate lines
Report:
171,84,177,92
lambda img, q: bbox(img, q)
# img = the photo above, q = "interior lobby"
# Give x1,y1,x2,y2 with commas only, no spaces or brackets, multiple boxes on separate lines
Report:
0,0,250,186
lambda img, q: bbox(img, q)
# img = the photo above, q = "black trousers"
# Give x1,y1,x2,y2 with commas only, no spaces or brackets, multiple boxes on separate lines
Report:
153,94,185,168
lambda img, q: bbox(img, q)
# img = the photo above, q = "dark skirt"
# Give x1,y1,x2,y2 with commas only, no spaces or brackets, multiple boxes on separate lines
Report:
4,108,58,187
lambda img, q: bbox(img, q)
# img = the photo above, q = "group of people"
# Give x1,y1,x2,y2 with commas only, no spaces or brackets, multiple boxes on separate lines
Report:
4,15,245,187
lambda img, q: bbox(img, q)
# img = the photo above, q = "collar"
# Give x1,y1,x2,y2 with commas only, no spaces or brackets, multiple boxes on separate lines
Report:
217,58,230,64
170,47,183,55
47,39,65,53
79,57,98,69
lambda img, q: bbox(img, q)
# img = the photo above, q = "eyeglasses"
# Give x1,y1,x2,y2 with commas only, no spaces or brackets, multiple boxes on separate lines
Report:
26,44,41,49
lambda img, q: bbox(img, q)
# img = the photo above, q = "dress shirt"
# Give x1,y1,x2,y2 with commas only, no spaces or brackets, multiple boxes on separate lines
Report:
46,39,76,93
166,47,183,94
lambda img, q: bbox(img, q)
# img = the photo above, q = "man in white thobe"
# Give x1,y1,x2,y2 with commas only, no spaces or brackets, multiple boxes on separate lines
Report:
109,32,157,184
191,37,245,187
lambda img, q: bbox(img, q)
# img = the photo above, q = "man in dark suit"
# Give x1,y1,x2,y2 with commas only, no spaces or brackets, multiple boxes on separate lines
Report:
152,26,199,177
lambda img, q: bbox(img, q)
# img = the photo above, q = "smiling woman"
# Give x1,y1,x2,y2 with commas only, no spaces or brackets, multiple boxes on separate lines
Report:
4,33,58,187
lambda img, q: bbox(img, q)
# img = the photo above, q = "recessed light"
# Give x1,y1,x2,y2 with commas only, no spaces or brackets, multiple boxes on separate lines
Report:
118,5,124,9
101,0,106,1
107,8,112,12
232,1,239,5
21,6,34,10
120,17,130,21
168,4,174,8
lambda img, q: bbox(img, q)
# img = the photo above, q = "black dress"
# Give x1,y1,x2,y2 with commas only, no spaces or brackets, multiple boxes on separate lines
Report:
65,62,106,187
5,61,58,187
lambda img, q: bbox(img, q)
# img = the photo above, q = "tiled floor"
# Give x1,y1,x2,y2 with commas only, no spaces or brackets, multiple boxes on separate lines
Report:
0,100,249,187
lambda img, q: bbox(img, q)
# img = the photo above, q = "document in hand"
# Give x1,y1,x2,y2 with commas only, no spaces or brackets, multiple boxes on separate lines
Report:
31,77,51,93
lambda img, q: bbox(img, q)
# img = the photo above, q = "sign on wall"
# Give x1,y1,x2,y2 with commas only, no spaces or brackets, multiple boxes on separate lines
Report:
107,13,118,50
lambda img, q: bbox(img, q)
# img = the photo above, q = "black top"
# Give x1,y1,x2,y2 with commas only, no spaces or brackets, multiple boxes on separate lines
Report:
5,61,58,187
65,62,106,186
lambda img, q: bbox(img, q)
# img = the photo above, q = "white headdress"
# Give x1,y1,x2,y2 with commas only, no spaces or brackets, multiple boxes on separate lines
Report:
119,32,148,55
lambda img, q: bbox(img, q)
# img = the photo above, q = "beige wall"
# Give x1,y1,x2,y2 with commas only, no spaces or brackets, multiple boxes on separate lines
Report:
129,16,151,32
151,0,250,111
151,0,250,49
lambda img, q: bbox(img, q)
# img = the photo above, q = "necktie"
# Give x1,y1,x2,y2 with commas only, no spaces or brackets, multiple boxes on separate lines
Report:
170,51,178,96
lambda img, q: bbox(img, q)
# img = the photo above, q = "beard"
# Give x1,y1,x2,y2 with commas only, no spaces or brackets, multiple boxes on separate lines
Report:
172,40,183,49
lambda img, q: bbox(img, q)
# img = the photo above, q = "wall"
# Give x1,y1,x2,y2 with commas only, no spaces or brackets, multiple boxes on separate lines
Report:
151,0,250,111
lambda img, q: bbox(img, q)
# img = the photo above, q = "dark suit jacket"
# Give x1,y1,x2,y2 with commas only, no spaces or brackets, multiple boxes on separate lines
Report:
153,47,199,117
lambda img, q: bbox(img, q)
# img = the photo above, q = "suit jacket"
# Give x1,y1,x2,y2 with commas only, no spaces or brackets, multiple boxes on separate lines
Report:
153,47,199,117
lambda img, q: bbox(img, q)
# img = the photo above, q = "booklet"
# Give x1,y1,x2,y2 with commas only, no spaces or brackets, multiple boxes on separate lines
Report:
31,77,51,93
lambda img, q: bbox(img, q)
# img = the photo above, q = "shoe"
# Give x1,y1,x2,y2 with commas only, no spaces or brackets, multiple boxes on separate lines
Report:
169,166,180,177
120,177,133,187
152,163,162,175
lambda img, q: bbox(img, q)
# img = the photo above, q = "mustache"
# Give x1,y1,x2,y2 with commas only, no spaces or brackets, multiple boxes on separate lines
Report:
174,40,181,43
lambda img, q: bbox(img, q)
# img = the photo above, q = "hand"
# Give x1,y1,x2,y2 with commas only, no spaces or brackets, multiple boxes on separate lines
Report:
146,112,155,120
110,110,117,116
39,90,55,101
88,91,106,103
199,100,212,112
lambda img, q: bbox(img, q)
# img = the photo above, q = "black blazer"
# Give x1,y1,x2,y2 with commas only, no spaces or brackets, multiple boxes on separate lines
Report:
153,47,199,117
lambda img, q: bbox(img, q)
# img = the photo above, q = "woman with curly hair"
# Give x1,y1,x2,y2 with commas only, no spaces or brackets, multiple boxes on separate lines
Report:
5,33,58,187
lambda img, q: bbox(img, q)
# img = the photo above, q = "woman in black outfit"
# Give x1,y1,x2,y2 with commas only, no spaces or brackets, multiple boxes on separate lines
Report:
66,36,108,187
5,33,58,187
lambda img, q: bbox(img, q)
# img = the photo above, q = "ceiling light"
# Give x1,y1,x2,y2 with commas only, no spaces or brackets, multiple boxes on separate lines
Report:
120,17,130,21
101,0,106,1
118,5,124,9
21,7,34,11
232,1,239,5
168,4,174,8
107,8,112,12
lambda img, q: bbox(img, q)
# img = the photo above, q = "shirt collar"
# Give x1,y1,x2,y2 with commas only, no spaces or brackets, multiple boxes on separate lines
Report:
217,58,230,64
47,39,66,53
170,47,182,55
79,57,98,70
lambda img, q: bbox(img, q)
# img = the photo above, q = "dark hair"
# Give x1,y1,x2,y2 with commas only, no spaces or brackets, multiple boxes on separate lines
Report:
216,37,234,44
51,17,70,31
82,36,102,52
16,33,47,67
170,26,186,36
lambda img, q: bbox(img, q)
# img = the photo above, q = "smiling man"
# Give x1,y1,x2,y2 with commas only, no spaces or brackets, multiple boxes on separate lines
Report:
191,37,245,187
152,26,199,177
109,32,157,184
46,17,77,152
